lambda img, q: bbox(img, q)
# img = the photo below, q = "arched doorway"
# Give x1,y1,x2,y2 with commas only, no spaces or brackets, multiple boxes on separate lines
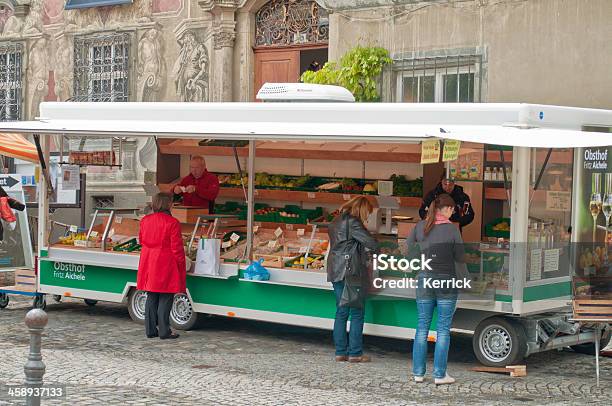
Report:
253,0,329,99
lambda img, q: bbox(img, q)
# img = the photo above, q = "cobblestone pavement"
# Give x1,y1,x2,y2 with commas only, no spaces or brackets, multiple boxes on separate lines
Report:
0,296,610,405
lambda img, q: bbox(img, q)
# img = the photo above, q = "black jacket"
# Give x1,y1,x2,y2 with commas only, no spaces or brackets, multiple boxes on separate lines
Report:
327,212,378,283
418,183,475,227
0,197,25,241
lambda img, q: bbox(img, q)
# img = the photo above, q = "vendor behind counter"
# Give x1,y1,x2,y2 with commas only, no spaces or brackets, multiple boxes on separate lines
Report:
173,156,220,211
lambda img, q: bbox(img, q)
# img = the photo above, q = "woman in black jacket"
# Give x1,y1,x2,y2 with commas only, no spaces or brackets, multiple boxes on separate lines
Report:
327,196,378,363
0,185,25,241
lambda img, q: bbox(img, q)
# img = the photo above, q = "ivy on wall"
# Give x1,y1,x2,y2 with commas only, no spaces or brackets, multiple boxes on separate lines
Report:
301,46,392,102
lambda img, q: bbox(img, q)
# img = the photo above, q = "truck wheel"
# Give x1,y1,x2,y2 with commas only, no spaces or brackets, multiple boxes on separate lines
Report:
0,293,9,308
84,299,98,307
473,316,527,367
571,329,611,355
127,290,147,324
53,295,62,303
32,295,46,311
170,293,199,331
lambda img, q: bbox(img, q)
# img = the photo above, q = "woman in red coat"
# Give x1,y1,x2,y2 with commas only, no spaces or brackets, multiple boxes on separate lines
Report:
137,193,186,339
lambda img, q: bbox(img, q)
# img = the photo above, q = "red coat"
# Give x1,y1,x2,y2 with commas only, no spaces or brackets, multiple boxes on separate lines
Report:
137,212,186,294
179,171,220,207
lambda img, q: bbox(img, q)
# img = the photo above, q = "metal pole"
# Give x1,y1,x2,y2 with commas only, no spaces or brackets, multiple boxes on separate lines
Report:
24,309,48,406
246,141,256,261
595,324,601,387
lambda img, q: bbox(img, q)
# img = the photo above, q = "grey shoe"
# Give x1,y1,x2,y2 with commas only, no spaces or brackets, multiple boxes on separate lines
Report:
434,374,455,385
414,376,425,383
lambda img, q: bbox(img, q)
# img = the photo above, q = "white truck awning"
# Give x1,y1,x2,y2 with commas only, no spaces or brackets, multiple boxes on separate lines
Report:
0,102,610,148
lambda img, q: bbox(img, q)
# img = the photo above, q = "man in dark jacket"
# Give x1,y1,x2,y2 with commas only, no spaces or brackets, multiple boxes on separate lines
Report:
419,178,474,230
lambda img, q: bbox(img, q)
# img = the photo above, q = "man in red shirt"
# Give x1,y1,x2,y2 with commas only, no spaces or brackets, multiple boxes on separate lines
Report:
173,156,220,208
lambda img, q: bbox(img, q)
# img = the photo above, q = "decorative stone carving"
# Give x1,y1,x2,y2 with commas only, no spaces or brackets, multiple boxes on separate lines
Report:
54,35,73,102
213,29,235,49
172,30,209,102
137,28,165,102
108,0,152,26
22,0,44,35
64,6,103,31
27,37,49,118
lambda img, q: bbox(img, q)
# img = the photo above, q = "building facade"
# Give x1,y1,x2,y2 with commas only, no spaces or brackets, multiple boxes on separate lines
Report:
0,0,610,215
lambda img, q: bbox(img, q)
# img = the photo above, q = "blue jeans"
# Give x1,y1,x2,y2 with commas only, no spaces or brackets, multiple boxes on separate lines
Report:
412,297,457,378
332,281,365,357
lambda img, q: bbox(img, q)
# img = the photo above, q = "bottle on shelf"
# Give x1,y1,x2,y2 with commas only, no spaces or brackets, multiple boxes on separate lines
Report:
491,167,498,182
484,167,491,181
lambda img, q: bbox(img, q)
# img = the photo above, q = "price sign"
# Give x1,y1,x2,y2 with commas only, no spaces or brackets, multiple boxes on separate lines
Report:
421,139,441,164
343,194,351,201
90,231,99,238
307,192,316,199
297,229,305,236
267,240,277,248
274,227,283,238
230,233,240,242
221,241,232,249
69,225,78,233
115,216,123,224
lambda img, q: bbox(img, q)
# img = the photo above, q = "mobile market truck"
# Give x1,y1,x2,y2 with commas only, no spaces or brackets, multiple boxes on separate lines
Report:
0,84,610,367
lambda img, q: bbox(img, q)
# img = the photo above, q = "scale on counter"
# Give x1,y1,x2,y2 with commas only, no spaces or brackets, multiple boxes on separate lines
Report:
368,195,400,234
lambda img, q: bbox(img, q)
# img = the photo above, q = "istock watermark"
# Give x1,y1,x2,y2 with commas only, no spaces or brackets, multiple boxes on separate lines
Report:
373,254,433,272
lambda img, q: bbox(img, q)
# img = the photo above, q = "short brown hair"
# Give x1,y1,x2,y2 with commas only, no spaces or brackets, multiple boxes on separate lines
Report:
340,196,375,224
152,193,172,213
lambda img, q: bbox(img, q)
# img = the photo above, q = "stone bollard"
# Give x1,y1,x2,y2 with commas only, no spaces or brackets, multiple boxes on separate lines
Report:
24,308,48,406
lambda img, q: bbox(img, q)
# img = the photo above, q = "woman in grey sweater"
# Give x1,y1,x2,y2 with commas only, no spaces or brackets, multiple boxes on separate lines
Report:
407,193,466,385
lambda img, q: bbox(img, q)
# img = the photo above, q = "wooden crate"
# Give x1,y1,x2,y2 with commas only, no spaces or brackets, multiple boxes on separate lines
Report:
14,269,36,292
573,299,612,321
171,206,209,224
0,270,15,287
253,254,284,269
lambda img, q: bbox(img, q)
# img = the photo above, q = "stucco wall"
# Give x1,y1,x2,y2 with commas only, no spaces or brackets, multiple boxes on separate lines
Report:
329,0,612,108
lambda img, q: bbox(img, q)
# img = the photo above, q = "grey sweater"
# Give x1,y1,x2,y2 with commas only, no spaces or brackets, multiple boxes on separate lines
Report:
406,220,466,276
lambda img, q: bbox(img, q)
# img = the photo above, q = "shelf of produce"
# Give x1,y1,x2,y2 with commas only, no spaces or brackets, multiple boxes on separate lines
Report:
158,139,422,163
220,187,422,207
159,184,421,207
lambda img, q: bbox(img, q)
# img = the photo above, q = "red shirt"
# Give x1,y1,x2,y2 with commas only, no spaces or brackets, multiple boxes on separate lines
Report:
178,171,220,207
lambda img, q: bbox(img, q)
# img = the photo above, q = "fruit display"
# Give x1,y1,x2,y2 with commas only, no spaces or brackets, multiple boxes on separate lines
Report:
492,221,510,232
577,246,608,276
286,254,325,270
59,232,88,245
389,174,423,197
217,172,423,197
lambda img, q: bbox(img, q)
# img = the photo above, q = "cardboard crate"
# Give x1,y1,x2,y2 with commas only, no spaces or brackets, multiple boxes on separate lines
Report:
171,206,209,224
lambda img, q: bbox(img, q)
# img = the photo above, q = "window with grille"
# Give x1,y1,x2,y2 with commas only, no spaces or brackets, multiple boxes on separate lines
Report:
92,195,114,209
393,53,483,103
0,43,22,121
73,33,130,102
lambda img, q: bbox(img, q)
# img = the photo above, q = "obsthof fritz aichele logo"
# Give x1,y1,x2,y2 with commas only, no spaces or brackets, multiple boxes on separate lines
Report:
584,148,608,170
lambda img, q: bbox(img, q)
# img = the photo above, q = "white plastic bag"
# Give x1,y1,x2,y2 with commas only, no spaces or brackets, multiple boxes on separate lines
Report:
194,238,221,276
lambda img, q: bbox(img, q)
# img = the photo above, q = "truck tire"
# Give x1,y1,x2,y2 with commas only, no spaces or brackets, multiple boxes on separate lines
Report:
53,295,62,303
473,316,528,367
0,293,9,308
571,328,611,355
84,299,98,307
170,293,199,331
127,290,147,325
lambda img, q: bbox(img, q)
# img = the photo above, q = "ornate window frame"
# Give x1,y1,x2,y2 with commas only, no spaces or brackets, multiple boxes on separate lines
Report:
72,32,132,102
0,41,23,121
255,0,329,47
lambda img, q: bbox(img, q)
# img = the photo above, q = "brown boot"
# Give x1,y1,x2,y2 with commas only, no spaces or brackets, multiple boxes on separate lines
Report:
335,355,348,362
348,355,371,363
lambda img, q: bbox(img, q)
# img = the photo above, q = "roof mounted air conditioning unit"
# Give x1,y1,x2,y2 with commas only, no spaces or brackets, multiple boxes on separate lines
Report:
256,83,355,103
